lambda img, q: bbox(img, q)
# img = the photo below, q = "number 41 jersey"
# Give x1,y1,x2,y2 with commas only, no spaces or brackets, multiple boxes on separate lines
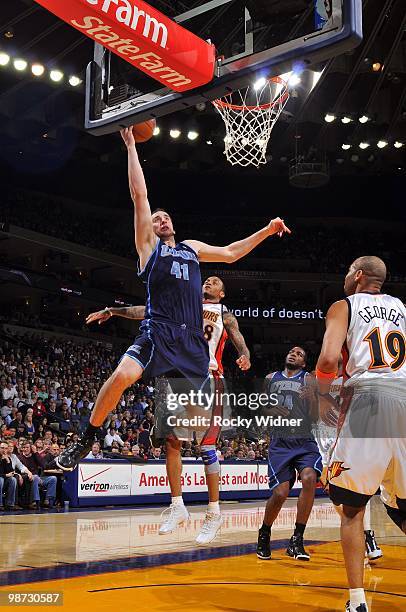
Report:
344,292,406,384
139,239,203,330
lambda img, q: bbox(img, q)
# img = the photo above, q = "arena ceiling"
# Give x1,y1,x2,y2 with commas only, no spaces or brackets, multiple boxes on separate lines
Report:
0,0,405,178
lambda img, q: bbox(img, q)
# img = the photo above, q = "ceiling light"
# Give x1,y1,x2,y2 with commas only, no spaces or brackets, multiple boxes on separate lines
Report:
359,142,370,149
14,59,27,71
153,126,160,136
187,130,199,141
359,115,369,124
31,63,45,77
342,144,351,150
341,116,352,124
206,140,212,145
0,52,10,66
324,113,336,123
394,141,404,149
372,62,381,72
254,77,266,91
377,140,388,149
68,75,81,87
288,74,301,87
50,69,63,82
170,129,181,139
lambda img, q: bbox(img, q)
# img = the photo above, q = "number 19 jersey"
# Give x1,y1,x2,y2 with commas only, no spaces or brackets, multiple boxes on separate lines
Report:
344,292,406,385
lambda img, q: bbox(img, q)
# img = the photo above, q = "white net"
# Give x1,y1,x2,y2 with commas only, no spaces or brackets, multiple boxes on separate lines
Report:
212,76,289,167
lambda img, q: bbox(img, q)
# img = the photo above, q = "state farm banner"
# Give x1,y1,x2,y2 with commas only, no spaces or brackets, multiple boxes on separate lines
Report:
33,0,216,91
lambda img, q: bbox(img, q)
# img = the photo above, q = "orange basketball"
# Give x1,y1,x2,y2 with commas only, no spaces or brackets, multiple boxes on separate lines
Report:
132,119,156,143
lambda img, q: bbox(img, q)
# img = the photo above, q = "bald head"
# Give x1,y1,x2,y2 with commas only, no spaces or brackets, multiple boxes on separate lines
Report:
344,256,387,296
352,256,386,284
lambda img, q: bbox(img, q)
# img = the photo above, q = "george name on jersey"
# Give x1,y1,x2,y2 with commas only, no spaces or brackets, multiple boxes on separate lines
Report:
357,305,404,327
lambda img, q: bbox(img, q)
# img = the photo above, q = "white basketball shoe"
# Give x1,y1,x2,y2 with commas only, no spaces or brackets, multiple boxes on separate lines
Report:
159,503,190,535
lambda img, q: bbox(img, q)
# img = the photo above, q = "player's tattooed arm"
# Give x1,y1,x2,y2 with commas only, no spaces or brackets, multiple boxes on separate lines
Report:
223,312,251,370
120,128,156,267
86,306,146,325
184,217,291,263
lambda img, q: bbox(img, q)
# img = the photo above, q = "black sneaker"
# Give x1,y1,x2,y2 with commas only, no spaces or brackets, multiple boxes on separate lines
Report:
345,601,368,611
286,535,310,561
364,530,383,560
256,528,271,560
55,437,94,471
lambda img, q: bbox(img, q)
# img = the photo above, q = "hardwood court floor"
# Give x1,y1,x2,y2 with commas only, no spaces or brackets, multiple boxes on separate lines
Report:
0,498,404,611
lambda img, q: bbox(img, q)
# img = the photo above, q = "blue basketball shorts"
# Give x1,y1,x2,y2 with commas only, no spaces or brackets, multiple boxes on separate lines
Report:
268,437,322,490
121,319,210,387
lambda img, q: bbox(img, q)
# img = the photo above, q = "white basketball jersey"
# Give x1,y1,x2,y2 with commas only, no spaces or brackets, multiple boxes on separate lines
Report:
344,293,406,384
330,375,343,401
202,302,228,373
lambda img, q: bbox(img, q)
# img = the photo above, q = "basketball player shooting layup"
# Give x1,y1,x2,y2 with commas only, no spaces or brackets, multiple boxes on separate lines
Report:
86,276,250,544
56,126,289,473
316,256,406,612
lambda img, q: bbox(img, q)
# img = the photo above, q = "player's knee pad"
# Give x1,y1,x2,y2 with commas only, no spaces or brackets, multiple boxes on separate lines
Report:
201,445,219,475
384,503,406,532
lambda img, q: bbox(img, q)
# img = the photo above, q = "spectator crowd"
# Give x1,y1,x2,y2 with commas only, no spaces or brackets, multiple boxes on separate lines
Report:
1,332,268,511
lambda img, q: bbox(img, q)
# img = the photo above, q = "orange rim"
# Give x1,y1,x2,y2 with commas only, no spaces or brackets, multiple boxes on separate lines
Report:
212,76,289,112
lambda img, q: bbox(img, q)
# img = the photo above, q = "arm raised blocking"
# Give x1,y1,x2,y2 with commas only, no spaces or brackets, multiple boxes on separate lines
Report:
184,217,290,263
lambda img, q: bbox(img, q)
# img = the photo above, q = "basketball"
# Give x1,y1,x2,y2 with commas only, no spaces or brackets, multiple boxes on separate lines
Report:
132,119,156,143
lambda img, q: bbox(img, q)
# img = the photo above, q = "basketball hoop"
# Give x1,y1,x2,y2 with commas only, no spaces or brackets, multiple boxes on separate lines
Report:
212,76,289,167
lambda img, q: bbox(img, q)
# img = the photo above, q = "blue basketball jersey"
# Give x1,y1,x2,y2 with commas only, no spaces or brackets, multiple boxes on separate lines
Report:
138,239,203,330
266,369,314,438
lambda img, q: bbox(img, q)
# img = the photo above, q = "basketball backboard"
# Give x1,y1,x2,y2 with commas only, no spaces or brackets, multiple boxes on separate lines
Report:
84,0,362,135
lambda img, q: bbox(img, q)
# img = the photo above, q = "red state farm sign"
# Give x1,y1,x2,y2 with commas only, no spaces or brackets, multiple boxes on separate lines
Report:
33,0,216,92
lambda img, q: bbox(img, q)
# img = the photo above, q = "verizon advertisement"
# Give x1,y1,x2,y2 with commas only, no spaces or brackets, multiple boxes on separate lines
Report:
33,0,216,91
77,462,302,499
78,463,132,497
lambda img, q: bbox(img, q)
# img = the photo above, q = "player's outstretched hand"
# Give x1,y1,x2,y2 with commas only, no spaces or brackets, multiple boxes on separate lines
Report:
268,217,291,238
86,308,112,326
120,127,136,148
236,355,251,371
